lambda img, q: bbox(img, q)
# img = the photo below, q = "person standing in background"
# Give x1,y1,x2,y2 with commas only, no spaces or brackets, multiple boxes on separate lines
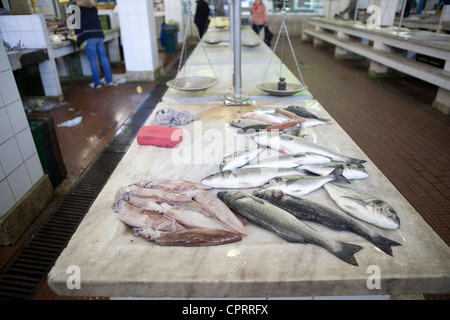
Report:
251,0,267,35
194,0,211,39
0,1,10,15
50,0,113,88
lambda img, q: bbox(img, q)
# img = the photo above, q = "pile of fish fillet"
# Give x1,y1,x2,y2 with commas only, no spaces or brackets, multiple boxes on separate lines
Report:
112,179,247,246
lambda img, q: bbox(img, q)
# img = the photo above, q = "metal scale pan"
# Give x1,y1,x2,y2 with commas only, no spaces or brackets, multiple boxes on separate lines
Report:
257,83,307,96
166,76,218,91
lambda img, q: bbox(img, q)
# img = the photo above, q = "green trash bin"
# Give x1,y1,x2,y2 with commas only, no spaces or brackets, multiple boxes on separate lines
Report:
162,23,178,53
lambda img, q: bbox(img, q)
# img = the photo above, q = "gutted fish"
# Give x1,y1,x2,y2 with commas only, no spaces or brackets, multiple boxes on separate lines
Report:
155,229,242,246
244,152,332,169
217,190,363,266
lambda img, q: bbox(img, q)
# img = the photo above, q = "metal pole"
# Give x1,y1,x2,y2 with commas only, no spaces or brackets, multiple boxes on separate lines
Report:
353,0,359,22
232,0,241,99
398,0,407,31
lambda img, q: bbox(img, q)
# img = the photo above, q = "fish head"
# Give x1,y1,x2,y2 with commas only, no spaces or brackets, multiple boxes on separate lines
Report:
201,171,231,186
253,188,286,201
217,190,249,205
371,200,400,229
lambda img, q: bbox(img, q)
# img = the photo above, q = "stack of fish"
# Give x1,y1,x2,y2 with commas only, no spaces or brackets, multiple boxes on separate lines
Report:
112,179,247,246
202,105,402,266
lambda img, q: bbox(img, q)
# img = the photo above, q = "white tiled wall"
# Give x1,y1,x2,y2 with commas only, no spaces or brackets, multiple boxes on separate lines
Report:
0,35,44,218
116,0,159,73
0,14,49,49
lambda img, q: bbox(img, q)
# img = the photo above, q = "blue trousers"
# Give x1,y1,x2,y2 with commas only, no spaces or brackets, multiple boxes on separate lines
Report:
85,38,113,86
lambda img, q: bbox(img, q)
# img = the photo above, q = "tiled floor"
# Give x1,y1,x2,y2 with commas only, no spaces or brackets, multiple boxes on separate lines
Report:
0,37,448,300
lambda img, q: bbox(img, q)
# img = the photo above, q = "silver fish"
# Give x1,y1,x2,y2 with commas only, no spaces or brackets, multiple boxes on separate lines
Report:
217,190,363,266
286,105,330,122
242,111,290,124
324,183,400,230
220,148,263,171
201,167,307,189
253,132,366,165
229,119,271,132
300,162,368,180
255,189,401,256
258,166,349,197
299,126,317,143
244,152,332,169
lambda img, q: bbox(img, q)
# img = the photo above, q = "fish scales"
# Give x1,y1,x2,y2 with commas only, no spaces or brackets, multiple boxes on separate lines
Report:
255,189,401,256
217,191,363,266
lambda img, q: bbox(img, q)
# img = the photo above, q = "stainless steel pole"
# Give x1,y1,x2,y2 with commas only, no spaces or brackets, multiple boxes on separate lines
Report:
398,0,407,31
232,0,241,99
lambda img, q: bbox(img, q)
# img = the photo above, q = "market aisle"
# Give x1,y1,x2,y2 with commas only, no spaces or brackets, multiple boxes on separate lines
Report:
282,37,449,249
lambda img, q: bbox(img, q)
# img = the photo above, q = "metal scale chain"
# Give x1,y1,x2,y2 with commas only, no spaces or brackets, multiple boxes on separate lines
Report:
173,0,218,87
261,0,306,87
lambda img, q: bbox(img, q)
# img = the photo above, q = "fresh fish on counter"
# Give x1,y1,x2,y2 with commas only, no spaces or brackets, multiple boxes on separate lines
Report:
266,120,302,132
255,189,401,256
181,189,248,235
220,148,263,171
299,162,368,180
324,183,401,230
257,166,349,197
217,191,363,266
244,152,332,169
299,126,317,143
113,179,246,246
253,132,366,165
276,108,331,128
201,167,308,189
242,109,291,124
137,179,212,191
155,229,242,246
229,119,271,132
286,105,330,122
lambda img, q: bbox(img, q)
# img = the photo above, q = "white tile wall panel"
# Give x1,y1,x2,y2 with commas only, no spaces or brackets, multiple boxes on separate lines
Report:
25,153,44,185
0,107,14,144
8,164,32,201
6,100,28,134
0,137,23,176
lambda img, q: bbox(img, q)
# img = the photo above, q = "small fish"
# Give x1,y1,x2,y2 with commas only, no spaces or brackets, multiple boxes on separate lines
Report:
244,152,332,169
242,110,291,124
255,189,401,256
220,148,263,171
277,108,331,128
258,166,349,197
286,105,330,122
137,179,212,191
324,183,400,230
266,120,302,131
201,167,307,189
229,119,271,132
299,126,317,143
300,162,368,180
217,191,363,266
253,132,366,165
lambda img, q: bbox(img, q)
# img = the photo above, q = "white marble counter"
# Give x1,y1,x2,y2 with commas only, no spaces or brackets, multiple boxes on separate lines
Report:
48,100,450,298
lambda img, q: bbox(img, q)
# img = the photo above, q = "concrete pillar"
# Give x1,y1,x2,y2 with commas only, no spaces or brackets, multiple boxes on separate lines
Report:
438,5,450,33
368,40,391,76
373,0,399,27
164,0,185,47
38,59,64,100
324,0,341,18
116,0,160,81
335,30,350,57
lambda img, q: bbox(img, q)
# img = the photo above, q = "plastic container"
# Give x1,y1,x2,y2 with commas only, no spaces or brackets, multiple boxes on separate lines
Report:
162,23,178,53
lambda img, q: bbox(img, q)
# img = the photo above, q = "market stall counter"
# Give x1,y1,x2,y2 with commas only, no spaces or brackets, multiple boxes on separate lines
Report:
48,100,450,299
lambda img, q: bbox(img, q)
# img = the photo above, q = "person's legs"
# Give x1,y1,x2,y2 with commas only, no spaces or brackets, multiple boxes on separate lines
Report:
85,38,101,87
95,39,113,84
252,24,260,34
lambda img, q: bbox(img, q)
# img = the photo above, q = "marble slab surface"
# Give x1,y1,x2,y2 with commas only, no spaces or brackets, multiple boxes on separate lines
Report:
48,100,450,298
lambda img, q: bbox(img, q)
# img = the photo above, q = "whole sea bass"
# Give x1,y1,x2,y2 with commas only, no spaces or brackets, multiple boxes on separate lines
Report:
244,152,332,169
258,166,349,197
299,162,368,180
220,148,263,171
324,183,401,230
201,167,307,189
217,191,363,266
255,189,401,256
253,132,366,165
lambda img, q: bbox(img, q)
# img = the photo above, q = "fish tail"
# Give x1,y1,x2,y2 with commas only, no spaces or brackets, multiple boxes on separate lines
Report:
332,241,363,266
331,166,350,183
370,234,402,256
